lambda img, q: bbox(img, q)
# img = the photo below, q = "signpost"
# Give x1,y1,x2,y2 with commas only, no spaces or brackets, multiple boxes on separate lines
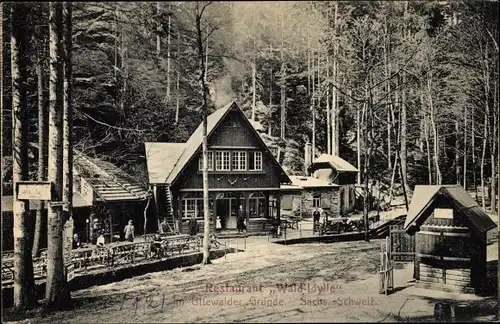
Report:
15,181,75,281
16,181,52,200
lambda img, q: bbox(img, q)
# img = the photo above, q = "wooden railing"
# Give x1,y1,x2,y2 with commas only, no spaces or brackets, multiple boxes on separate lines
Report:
1,235,213,283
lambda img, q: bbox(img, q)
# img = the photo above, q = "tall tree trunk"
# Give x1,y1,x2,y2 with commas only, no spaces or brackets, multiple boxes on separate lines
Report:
251,22,256,121
427,73,441,185
384,16,392,169
118,7,126,119
455,119,460,185
491,78,497,213
156,2,161,58
195,3,211,265
307,39,310,96
45,2,70,309
268,66,273,136
400,1,409,192
11,3,36,310
425,119,432,185
175,31,180,124
280,10,285,139
400,73,408,190
355,89,361,186
481,52,490,210
33,61,48,258
63,1,74,245
326,55,331,155
166,3,171,103
472,105,477,198
311,51,315,160
332,1,339,157
463,105,467,189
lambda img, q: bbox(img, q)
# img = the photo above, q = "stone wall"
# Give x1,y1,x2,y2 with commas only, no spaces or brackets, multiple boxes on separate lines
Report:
281,188,341,219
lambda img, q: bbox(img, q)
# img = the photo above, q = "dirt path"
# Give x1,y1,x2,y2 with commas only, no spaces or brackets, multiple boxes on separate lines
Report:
4,237,497,323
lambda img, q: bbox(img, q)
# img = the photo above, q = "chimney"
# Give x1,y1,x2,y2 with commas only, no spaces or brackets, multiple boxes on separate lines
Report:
304,141,312,176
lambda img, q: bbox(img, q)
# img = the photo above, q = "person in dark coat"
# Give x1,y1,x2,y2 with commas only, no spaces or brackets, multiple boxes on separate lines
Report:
189,214,198,236
237,205,246,233
313,208,321,233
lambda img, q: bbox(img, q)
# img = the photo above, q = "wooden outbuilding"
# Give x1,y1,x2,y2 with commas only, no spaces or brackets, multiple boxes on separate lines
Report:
404,185,496,293
307,154,358,215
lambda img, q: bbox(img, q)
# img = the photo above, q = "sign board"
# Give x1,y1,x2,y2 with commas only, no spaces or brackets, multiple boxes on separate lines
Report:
63,218,74,266
434,208,454,219
80,177,94,205
16,181,52,200
66,263,75,282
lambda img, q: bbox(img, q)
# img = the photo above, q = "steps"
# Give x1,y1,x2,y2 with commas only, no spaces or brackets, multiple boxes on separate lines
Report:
164,186,176,233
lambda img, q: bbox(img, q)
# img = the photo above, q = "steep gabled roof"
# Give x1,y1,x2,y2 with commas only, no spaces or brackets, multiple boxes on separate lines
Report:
309,154,358,173
74,153,148,202
404,185,496,238
165,101,233,184
144,142,186,184
160,101,291,185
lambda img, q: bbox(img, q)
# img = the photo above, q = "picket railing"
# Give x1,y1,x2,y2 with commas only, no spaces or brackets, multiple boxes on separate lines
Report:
1,234,213,283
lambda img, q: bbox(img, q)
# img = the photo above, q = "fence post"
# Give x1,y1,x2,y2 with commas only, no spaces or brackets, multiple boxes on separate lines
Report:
236,237,239,253
299,223,302,238
244,235,246,251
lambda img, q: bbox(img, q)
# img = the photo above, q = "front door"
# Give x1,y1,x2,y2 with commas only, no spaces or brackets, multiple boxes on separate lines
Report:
216,199,229,230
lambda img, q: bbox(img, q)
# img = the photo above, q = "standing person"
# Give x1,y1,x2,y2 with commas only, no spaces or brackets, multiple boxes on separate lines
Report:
160,218,168,234
237,205,245,233
313,207,320,233
189,214,198,236
72,234,81,249
96,231,105,247
124,220,135,242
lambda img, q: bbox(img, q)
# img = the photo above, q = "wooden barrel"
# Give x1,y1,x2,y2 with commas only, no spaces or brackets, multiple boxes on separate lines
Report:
434,302,452,322
453,302,471,321
417,225,472,289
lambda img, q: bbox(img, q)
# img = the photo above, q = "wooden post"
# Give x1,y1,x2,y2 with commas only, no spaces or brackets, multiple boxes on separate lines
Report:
177,194,182,234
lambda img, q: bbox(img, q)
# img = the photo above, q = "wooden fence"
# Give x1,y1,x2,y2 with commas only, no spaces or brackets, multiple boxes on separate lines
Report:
389,224,416,262
1,235,210,283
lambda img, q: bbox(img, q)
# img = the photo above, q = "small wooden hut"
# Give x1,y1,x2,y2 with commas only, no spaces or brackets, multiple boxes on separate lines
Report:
404,185,496,293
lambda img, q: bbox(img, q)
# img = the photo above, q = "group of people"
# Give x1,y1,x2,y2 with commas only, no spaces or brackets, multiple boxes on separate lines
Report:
313,207,329,233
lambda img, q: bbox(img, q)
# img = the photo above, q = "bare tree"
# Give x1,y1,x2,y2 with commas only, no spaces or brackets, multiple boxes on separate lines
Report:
195,1,212,265
11,2,36,310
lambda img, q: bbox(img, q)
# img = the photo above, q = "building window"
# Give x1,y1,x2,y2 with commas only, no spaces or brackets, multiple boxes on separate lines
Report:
182,199,198,219
232,151,247,171
249,192,266,218
198,151,214,171
248,151,262,171
312,195,321,208
215,151,231,171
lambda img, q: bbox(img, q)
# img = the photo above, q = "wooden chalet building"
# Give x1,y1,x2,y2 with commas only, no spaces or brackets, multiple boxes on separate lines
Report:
404,185,496,293
1,150,148,249
145,101,291,234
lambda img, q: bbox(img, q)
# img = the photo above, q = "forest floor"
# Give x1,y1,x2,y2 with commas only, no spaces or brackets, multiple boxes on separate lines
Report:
4,236,498,323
